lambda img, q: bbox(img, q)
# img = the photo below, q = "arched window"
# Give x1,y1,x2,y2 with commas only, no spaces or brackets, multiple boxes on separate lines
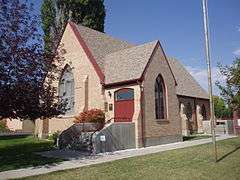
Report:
201,104,207,120
59,65,75,114
155,74,166,119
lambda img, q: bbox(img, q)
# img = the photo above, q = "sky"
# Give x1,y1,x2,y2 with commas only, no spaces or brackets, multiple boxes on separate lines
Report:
34,0,240,95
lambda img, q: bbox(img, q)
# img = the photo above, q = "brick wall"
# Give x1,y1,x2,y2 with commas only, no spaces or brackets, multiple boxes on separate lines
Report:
37,23,105,136
142,46,182,146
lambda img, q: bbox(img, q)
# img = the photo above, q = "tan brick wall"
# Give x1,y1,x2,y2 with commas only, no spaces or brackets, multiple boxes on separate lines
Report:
38,23,105,136
6,118,23,131
142,46,182,144
59,24,104,112
48,117,75,134
22,120,35,133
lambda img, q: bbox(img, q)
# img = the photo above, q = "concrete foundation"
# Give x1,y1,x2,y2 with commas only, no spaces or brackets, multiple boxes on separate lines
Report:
92,122,135,153
145,134,183,147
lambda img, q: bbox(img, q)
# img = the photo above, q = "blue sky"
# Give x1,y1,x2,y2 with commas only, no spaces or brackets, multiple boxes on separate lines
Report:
34,0,240,95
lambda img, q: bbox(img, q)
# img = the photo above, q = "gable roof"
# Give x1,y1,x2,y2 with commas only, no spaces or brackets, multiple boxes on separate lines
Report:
167,57,209,99
75,24,134,71
104,41,158,84
68,21,208,99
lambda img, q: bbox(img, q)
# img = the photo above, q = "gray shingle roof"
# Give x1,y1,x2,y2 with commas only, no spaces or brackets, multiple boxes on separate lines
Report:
167,57,209,99
76,25,133,71
104,41,158,84
73,23,209,99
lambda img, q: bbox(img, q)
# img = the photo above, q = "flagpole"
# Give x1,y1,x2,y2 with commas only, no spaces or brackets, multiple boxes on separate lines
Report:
202,0,217,162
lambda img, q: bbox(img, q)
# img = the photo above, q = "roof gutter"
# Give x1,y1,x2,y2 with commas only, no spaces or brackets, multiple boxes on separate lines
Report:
103,78,141,89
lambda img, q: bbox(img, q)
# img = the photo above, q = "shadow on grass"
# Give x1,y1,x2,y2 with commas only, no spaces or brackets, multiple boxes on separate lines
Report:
0,134,30,140
183,135,212,141
217,145,240,162
0,138,64,172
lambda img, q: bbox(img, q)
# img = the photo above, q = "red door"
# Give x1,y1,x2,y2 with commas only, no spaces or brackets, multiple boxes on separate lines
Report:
114,88,134,122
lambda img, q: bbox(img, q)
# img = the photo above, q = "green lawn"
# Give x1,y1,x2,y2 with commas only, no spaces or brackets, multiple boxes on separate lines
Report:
21,137,240,180
0,136,63,172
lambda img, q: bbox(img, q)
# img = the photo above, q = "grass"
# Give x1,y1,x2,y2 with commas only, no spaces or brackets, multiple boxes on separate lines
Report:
21,137,240,180
0,136,63,172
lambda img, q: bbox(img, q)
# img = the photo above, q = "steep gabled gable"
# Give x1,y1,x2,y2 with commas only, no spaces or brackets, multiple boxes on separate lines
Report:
140,41,177,85
104,41,158,85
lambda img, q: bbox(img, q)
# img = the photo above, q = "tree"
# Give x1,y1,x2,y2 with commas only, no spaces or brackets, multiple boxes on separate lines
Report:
41,0,57,53
41,0,106,52
216,58,240,114
213,96,232,119
0,0,65,120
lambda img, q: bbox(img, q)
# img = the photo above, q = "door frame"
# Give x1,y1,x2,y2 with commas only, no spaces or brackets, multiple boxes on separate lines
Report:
114,88,134,122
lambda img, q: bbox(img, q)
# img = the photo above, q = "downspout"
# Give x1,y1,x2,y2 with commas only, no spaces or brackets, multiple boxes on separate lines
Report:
138,80,145,147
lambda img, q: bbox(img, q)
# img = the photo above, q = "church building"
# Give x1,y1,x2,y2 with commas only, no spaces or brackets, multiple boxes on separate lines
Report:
35,21,210,147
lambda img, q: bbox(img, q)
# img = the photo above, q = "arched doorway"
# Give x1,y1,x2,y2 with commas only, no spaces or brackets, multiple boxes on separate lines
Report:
114,88,134,122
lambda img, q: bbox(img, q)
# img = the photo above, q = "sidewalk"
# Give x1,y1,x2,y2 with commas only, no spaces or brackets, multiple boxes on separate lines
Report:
0,135,236,180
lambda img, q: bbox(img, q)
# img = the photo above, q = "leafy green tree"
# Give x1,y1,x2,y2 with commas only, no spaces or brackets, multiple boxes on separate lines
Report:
216,58,240,114
41,0,57,52
41,0,106,52
213,96,232,119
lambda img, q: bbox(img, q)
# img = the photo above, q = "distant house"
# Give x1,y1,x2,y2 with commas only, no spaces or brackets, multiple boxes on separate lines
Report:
35,21,210,147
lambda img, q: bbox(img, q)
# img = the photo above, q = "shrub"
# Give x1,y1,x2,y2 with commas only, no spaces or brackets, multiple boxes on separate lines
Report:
74,109,105,124
48,130,61,145
0,120,10,133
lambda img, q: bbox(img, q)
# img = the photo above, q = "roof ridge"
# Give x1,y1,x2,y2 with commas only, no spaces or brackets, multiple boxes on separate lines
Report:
104,40,158,58
76,23,135,47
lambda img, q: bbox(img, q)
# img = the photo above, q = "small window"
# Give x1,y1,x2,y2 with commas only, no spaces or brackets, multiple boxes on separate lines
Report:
115,89,134,101
109,103,113,111
104,102,108,112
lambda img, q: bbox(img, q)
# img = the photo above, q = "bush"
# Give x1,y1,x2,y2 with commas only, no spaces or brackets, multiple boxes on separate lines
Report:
74,109,105,124
48,131,61,145
0,120,10,133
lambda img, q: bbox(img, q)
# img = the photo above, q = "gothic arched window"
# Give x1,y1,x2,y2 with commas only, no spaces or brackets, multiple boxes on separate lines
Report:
59,65,75,114
155,74,166,119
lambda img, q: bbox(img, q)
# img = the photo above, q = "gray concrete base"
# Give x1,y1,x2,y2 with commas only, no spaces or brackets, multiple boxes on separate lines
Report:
92,122,136,153
145,134,183,147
